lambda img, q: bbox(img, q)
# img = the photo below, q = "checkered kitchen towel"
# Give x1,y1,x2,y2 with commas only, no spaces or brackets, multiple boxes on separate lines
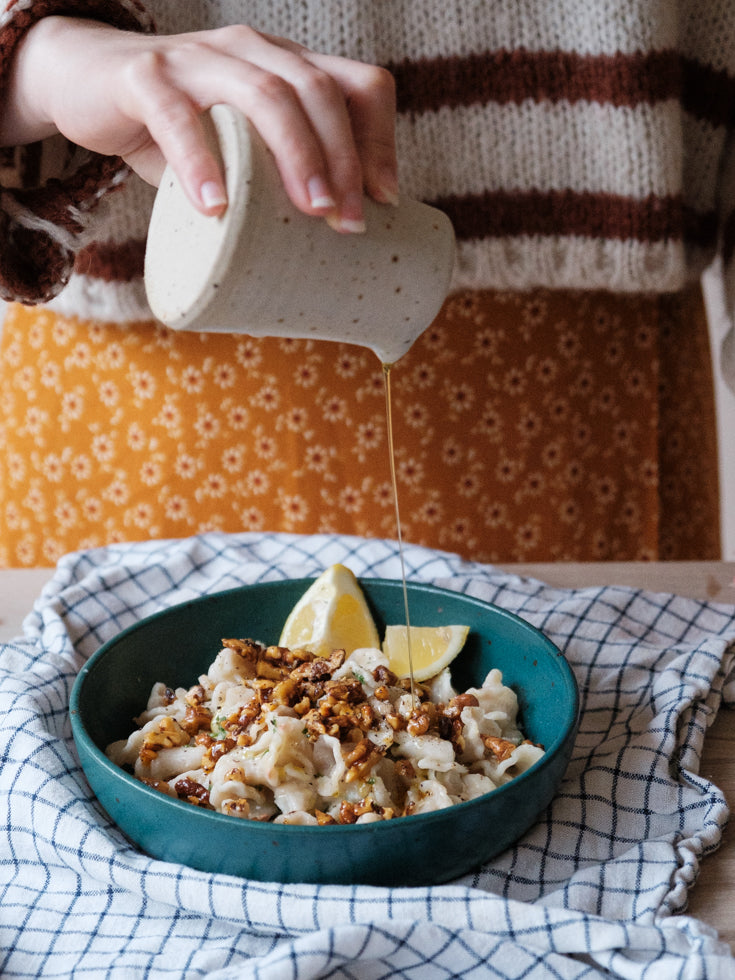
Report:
2,532,735,979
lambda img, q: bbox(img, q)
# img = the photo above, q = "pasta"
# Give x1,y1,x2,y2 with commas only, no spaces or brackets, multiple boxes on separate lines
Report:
106,639,544,824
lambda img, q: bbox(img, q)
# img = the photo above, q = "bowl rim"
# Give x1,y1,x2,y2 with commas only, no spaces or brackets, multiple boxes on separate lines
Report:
70,576,580,836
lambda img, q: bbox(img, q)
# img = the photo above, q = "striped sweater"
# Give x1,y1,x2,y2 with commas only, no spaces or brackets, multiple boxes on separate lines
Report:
1,0,734,368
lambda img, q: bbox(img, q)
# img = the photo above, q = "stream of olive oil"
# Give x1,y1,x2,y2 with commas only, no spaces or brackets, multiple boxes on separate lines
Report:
382,363,416,705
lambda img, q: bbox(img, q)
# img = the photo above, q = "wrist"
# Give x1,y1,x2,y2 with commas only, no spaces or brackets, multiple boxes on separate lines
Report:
0,16,65,145
0,3,153,149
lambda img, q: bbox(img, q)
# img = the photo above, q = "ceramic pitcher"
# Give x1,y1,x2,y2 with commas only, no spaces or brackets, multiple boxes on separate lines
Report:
144,105,455,366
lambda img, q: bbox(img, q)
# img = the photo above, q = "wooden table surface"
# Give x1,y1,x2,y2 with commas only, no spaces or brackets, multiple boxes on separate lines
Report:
1,561,733,951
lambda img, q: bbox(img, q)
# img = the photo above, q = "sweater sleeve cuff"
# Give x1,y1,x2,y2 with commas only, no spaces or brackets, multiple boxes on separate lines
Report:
0,0,154,305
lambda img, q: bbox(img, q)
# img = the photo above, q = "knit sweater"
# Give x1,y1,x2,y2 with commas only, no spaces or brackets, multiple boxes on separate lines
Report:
1,0,735,360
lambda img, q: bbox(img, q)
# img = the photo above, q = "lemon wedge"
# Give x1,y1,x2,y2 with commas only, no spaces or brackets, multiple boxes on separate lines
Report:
382,624,470,681
278,563,380,657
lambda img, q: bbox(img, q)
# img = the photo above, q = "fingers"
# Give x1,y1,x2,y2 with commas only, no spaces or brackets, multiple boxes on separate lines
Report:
221,33,367,230
120,52,227,214
304,50,399,209
256,34,399,222
126,27,398,228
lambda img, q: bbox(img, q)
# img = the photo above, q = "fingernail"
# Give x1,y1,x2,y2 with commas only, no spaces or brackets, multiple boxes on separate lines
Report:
377,174,400,207
326,192,366,233
307,176,336,210
325,213,367,234
200,180,227,210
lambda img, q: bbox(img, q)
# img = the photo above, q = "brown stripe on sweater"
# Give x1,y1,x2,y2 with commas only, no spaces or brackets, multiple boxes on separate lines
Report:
74,239,147,281
681,58,735,130
68,194,718,288
682,206,719,251
431,189,717,247
388,49,682,113
388,49,735,129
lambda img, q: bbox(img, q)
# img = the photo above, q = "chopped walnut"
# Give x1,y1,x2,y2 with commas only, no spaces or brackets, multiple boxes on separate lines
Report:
224,701,260,737
271,676,298,705
301,707,328,740
483,735,518,762
406,711,430,737
394,759,416,783
221,638,264,663
251,677,276,694
256,658,285,681
139,716,190,764
181,701,212,735
372,664,398,686
324,678,364,703
174,777,212,808
292,648,345,684
437,694,479,754
343,737,385,783
337,801,359,824
444,692,480,716
185,685,207,705
315,809,337,825
292,695,311,716
440,715,464,754
201,735,237,773
222,798,251,818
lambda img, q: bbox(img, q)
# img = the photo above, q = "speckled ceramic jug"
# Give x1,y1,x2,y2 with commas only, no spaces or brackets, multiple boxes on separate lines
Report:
144,105,455,365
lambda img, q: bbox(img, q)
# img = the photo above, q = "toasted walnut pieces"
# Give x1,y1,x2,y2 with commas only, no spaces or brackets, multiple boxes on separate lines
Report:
483,735,520,762
199,734,237,773
115,637,544,825
372,664,397,687
394,759,416,784
222,798,251,818
139,716,190,764
174,776,213,808
344,737,385,783
315,809,337,825
181,689,213,735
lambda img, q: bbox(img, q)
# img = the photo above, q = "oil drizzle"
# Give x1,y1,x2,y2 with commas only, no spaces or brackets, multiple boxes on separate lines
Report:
383,362,416,706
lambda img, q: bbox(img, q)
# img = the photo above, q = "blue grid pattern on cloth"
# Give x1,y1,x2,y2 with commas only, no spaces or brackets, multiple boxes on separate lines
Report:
1,531,734,979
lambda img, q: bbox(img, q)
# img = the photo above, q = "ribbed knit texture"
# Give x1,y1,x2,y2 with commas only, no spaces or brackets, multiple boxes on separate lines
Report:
1,0,734,363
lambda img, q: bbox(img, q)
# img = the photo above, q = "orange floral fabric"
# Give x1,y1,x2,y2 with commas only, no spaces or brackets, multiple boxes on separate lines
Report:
0,285,720,567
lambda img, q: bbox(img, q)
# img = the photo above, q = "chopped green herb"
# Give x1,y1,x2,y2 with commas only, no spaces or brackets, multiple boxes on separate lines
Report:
211,716,227,739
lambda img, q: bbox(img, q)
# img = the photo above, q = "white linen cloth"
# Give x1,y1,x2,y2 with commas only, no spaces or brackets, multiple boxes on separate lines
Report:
1,531,734,979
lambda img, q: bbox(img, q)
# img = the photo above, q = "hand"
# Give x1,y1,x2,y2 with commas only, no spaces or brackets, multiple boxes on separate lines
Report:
0,17,398,230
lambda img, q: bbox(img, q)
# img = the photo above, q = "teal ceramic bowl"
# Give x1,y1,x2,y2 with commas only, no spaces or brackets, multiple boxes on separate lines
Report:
70,578,579,886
